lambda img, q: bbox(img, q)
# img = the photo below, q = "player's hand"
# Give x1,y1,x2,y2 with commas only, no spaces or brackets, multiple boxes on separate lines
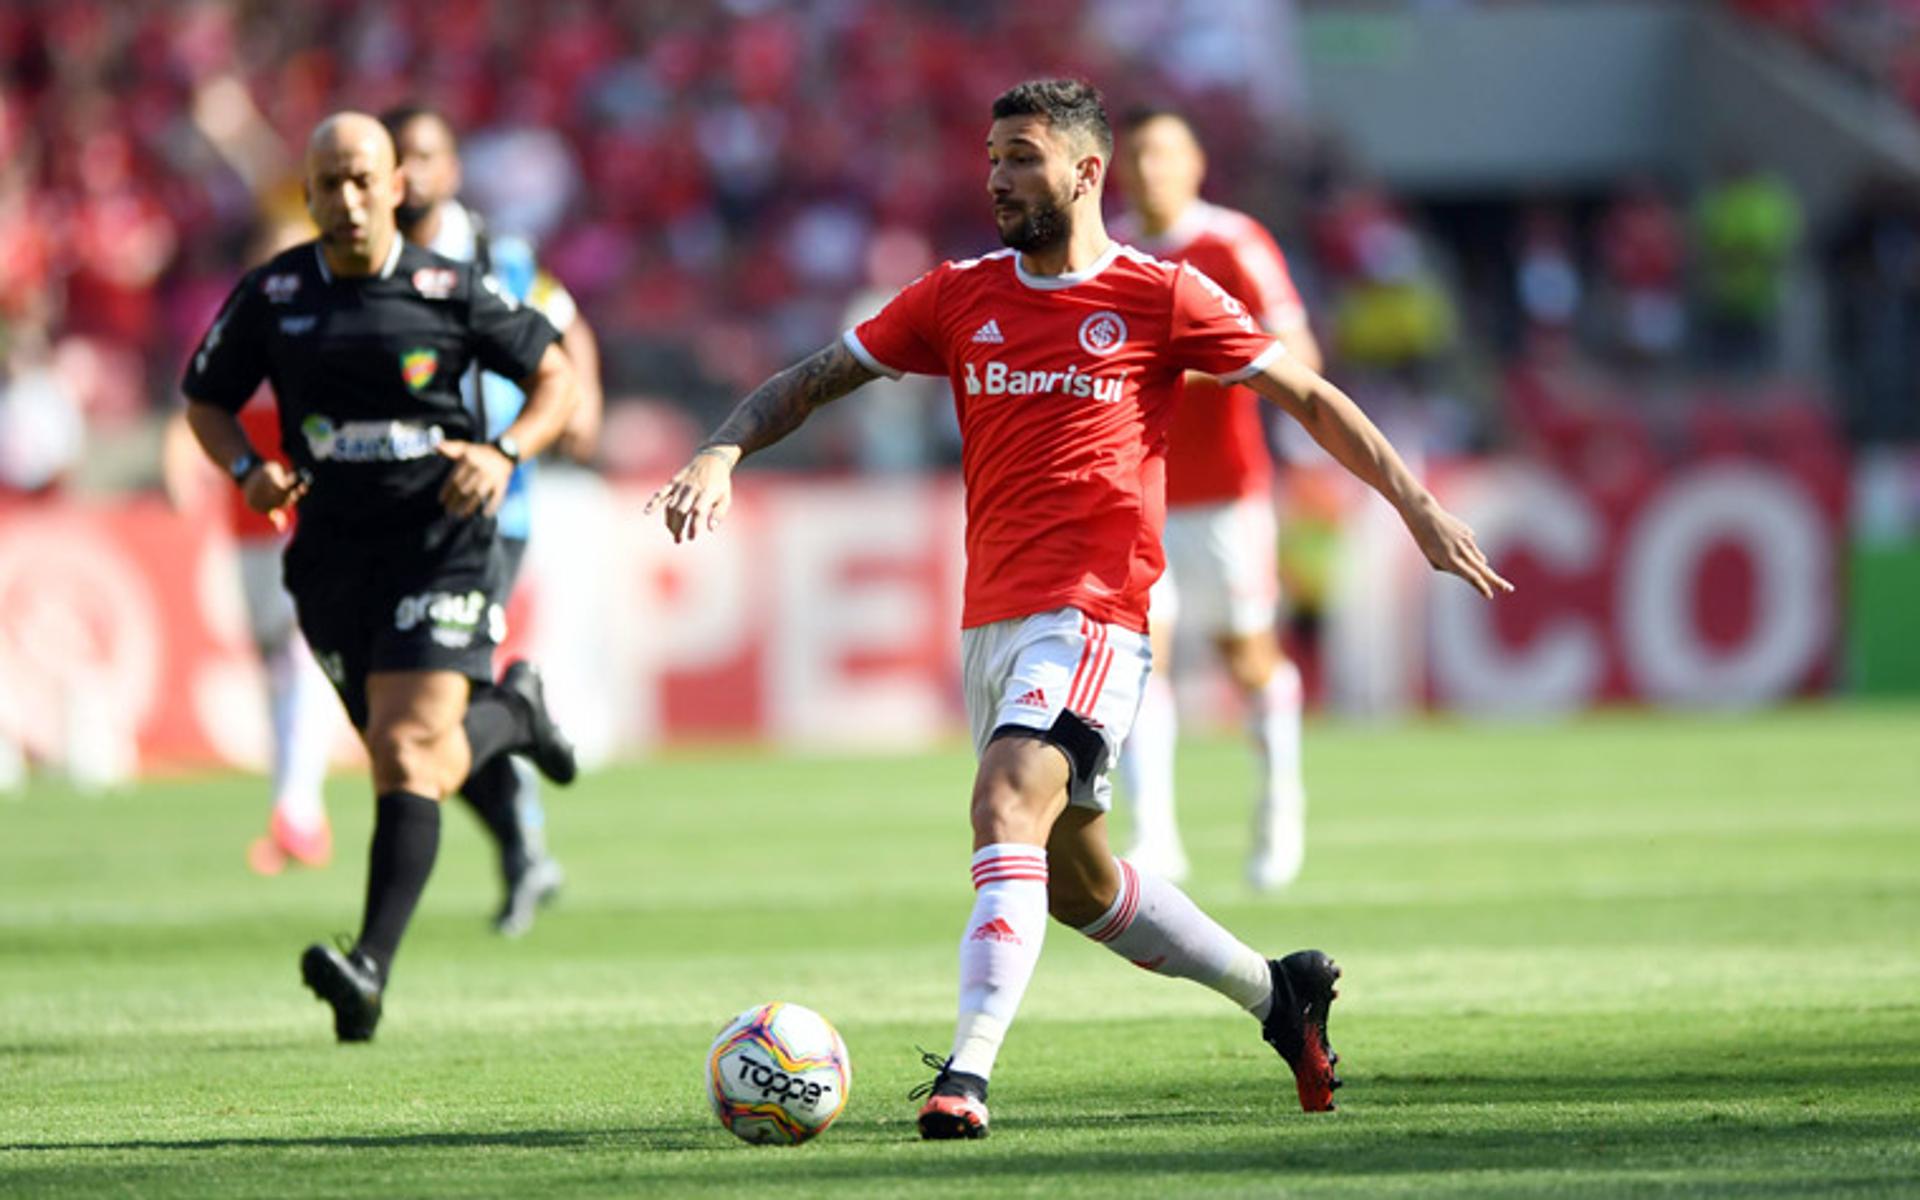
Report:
437,440,514,519
241,460,309,530
644,445,739,543
1400,496,1514,600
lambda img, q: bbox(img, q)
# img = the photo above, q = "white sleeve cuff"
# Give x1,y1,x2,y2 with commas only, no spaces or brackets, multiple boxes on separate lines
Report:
1216,341,1287,384
841,329,903,380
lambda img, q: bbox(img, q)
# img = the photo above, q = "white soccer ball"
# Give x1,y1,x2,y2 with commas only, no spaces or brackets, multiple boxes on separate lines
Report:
706,1001,852,1145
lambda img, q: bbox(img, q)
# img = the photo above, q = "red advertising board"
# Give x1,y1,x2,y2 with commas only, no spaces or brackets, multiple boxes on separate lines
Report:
0,450,1848,773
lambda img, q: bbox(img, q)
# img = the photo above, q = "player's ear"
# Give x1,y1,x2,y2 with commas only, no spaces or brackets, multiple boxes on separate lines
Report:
1075,153,1106,200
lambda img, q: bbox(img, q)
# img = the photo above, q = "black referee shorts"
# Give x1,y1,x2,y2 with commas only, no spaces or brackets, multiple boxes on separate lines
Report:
284,516,508,730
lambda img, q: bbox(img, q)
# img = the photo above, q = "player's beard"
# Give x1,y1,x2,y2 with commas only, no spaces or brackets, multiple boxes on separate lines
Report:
997,188,1072,255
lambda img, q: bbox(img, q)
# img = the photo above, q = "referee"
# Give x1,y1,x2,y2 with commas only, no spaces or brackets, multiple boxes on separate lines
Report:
182,112,579,1042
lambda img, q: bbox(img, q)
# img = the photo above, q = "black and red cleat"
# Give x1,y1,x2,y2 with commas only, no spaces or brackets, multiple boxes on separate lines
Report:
1260,949,1342,1112
910,1053,991,1139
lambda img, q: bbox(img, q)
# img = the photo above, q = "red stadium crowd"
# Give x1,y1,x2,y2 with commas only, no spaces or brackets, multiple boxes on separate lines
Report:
0,0,1308,489
2,0,1911,497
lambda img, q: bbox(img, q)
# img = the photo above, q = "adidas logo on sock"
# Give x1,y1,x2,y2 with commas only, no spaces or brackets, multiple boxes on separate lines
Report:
1012,687,1047,708
968,917,1022,944
971,318,1005,344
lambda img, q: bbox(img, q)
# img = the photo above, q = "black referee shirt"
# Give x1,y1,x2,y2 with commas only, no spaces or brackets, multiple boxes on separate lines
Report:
182,237,559,537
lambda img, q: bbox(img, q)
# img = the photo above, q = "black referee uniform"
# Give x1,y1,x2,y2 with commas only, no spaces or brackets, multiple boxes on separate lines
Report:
183,236,557,728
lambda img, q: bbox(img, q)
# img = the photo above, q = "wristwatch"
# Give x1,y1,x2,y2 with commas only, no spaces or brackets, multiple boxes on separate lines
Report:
228,451,263,484
492,434,522,465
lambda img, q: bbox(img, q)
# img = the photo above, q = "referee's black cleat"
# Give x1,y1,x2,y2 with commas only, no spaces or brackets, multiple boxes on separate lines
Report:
301,941,383,1043
1261,949,1342,1112
500,660,577,786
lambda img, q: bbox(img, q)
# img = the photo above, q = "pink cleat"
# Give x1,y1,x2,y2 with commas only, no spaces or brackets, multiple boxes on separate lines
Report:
250,809,332,874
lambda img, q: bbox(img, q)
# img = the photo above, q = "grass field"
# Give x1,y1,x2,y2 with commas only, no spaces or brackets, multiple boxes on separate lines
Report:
3,704,1917,1197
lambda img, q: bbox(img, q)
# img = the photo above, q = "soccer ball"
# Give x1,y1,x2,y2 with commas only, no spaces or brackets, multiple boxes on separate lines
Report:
706,1001,852,1145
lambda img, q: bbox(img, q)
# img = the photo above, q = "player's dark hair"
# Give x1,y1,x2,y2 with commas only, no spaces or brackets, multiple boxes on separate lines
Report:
379,103,457,150
991,79,1112,159
1120,104,1194,136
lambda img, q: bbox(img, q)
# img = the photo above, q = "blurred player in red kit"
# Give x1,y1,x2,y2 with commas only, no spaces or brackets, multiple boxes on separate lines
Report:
1112,107,1324,891
164,220,338,876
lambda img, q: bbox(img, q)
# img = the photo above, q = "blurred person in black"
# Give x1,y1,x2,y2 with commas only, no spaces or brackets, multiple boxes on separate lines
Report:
384,103,604,937
181,112,580,1042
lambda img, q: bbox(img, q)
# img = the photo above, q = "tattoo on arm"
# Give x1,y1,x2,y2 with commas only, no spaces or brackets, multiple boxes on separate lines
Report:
705,342,878,458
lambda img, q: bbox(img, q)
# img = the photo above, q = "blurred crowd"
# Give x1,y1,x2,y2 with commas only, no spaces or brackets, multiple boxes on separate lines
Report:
0,0,1308,489
1,0,1916,497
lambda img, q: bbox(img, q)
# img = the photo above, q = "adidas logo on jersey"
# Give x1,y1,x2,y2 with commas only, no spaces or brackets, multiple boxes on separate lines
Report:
1012,687,1048,709
969,917,1022,944
971,319,1005,344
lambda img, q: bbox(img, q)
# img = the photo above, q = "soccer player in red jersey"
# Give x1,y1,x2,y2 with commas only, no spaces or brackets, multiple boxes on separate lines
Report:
1111,107,1322,891
165,395,338,874
650,80,1510,1138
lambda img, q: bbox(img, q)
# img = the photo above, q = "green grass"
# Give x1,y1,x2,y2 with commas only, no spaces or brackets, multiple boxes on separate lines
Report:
3,704,1917,1197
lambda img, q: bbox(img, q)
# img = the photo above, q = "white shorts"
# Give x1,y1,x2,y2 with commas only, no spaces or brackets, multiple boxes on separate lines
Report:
960,607,1151,813
1149,495,1280,639
238,537,298,651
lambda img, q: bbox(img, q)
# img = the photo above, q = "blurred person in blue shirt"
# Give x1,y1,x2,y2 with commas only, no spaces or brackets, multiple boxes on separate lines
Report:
384,104,604,937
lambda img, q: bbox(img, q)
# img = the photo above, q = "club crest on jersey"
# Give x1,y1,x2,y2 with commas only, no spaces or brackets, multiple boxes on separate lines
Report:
400,347,439,392
412,267,457,299
262,273,301,304
1077,311,1127,356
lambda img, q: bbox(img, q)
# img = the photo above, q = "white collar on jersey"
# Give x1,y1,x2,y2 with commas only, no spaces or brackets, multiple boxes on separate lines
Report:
1014,241,1121,290
1123,200,1215,257
313,233,405,283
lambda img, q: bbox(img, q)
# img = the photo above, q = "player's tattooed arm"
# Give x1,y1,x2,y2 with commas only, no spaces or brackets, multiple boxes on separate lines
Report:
703,341,879,460
647,341,878,544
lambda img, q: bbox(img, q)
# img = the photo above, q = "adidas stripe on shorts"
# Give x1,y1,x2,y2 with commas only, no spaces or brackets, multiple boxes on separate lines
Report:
960,606,1151,812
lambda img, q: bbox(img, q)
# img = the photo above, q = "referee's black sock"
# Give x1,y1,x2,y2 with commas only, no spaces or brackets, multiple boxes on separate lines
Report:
464,684,533,768
459,755,528,875
354,791,442,980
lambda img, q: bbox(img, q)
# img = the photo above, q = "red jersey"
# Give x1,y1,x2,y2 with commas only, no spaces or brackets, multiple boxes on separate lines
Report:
1113,202,1308,506
847,243,1280,633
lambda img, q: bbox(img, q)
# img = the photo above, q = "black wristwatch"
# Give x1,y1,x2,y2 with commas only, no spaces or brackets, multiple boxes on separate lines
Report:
491,434,522,465
228,451,263,484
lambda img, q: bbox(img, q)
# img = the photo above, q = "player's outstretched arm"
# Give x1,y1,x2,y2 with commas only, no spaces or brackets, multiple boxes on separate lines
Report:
1248,354,1513,599
646,341,878,544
